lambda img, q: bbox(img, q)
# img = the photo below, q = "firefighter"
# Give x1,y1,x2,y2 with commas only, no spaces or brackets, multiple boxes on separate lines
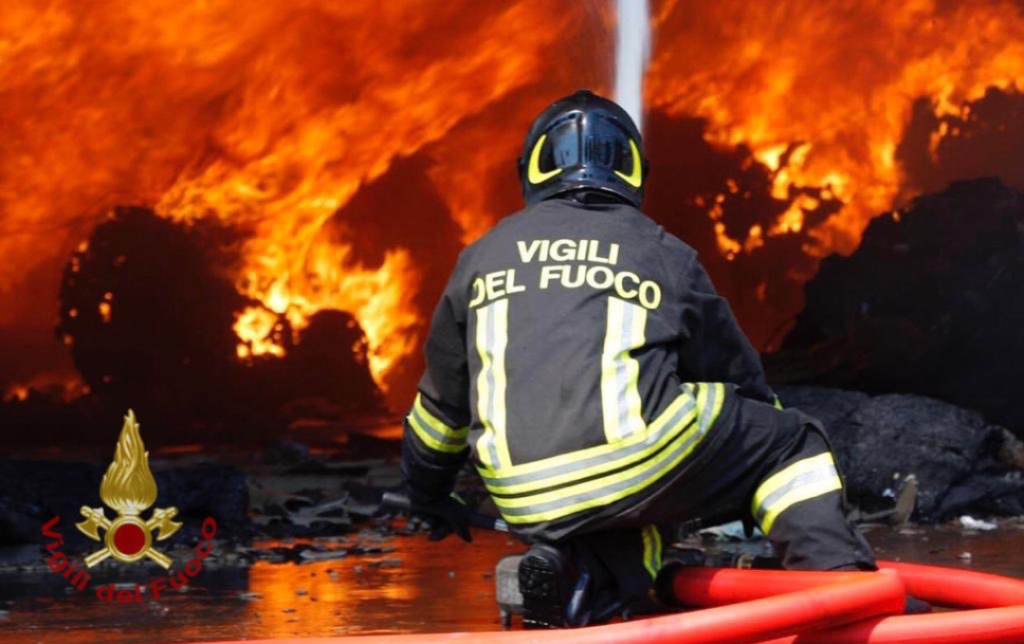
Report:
400,90,876,627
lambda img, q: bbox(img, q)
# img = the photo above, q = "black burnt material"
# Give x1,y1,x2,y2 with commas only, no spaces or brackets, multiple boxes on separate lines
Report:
0,206,388,447
773,178,1024,436
778,386,1024,522
644,111,842,351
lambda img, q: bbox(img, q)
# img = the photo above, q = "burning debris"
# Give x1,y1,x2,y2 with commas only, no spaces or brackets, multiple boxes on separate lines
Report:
901,87,1024,198
45,206,386,444
772,178,1024,435
643,111,843,348
647,1,1024,257
0,0,614,409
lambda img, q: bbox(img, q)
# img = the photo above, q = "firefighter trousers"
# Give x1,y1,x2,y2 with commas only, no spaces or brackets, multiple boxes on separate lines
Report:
558,391,877,608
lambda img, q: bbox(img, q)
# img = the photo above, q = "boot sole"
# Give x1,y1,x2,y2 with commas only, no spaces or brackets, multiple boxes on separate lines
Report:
519,547,569,628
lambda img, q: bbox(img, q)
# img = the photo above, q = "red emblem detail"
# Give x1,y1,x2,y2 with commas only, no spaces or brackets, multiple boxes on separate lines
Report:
113,523,146,556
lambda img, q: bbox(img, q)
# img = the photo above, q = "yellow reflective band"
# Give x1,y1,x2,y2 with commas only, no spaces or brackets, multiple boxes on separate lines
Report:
759,475,842,535
753,453,836,509
491,298,511,466
479,387,694,494
600,297,623,439
480,382,726,499
697,382,725,436
601,298,647,442
752,453,842,535
413,394,469,439
475,304,495,468
408,393,468,453
642,525,662,580
408,415,467,453
493,384,722,524
491,400,695,497
614,139,643,188
475,299,511,468
773,396,784,410
527,134,563,184
407,394,468,454
493,420,701,523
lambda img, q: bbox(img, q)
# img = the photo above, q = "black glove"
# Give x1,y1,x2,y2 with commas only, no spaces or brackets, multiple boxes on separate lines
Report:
407,493,473,543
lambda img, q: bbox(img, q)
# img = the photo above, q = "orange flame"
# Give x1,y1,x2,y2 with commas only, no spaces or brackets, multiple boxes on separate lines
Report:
2,0,1023,405
0,0,583,399
147,1,576,389
648,0,1024,257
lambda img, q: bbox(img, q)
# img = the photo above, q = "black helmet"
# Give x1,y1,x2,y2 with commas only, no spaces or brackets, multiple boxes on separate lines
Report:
518,89,648,208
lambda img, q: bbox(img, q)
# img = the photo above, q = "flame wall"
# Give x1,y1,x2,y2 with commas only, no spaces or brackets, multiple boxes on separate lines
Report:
1,0,1022,412
0,0,613,408
648,0,1024,256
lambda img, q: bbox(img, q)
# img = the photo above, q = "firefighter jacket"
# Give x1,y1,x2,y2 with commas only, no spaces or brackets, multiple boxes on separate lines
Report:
401,197,776,540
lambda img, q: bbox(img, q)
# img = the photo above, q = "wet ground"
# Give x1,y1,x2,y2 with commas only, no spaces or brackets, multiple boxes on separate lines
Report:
1,520,1022,644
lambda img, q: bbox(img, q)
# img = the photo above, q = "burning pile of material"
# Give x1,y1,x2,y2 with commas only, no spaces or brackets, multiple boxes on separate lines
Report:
54,206,386,438
773,177,1024,434
0,0,615,416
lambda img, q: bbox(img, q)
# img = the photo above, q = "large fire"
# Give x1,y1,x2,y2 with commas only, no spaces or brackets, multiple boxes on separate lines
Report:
647,0,1024,259
0,0,605,405
1,0,1022,411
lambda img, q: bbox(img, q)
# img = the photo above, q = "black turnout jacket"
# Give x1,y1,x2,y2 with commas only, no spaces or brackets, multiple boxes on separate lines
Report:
401,196,774,539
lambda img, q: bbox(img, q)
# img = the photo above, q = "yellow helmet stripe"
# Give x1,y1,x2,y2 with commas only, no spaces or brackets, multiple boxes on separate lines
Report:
614,139,643,188
527,134,563,184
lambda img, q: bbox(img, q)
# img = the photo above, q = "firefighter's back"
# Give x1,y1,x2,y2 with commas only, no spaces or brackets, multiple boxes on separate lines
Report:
455,197,719,538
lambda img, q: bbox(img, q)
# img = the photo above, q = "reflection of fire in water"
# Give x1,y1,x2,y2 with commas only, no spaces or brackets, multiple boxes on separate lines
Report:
1,0,1023,404
243,534,506,636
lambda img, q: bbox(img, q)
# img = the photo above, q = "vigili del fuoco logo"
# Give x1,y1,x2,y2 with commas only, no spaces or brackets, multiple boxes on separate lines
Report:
77,409,182,568
41,410,219,603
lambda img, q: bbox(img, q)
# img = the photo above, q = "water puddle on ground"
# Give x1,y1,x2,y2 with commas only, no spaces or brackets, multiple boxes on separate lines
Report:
0,523,1021,644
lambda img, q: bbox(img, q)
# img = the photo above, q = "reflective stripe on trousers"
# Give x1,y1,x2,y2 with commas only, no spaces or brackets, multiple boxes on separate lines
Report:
641,525,662,580
751,452,842,534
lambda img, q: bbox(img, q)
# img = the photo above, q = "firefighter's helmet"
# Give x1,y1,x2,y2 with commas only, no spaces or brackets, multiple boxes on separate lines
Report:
518,90,648,207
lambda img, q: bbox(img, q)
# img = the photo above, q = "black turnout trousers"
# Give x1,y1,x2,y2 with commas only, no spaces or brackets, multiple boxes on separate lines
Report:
559,392,877,606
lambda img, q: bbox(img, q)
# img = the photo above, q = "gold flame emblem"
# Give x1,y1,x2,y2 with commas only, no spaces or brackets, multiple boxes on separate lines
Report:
76,411,181,568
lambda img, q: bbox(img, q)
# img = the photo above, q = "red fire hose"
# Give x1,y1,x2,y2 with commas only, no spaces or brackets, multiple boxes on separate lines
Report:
669,561,1024,644
878,560,1024,608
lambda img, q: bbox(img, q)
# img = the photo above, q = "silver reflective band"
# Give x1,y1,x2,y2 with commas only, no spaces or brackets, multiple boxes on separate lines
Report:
752,453,842,534
410,405,461,448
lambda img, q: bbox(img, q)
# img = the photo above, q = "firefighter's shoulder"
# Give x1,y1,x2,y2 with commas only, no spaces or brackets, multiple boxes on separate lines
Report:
457,203,536,258
624,209,699,273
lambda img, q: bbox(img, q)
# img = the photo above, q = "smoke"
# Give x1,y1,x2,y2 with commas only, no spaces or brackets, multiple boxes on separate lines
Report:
615,0,651,132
